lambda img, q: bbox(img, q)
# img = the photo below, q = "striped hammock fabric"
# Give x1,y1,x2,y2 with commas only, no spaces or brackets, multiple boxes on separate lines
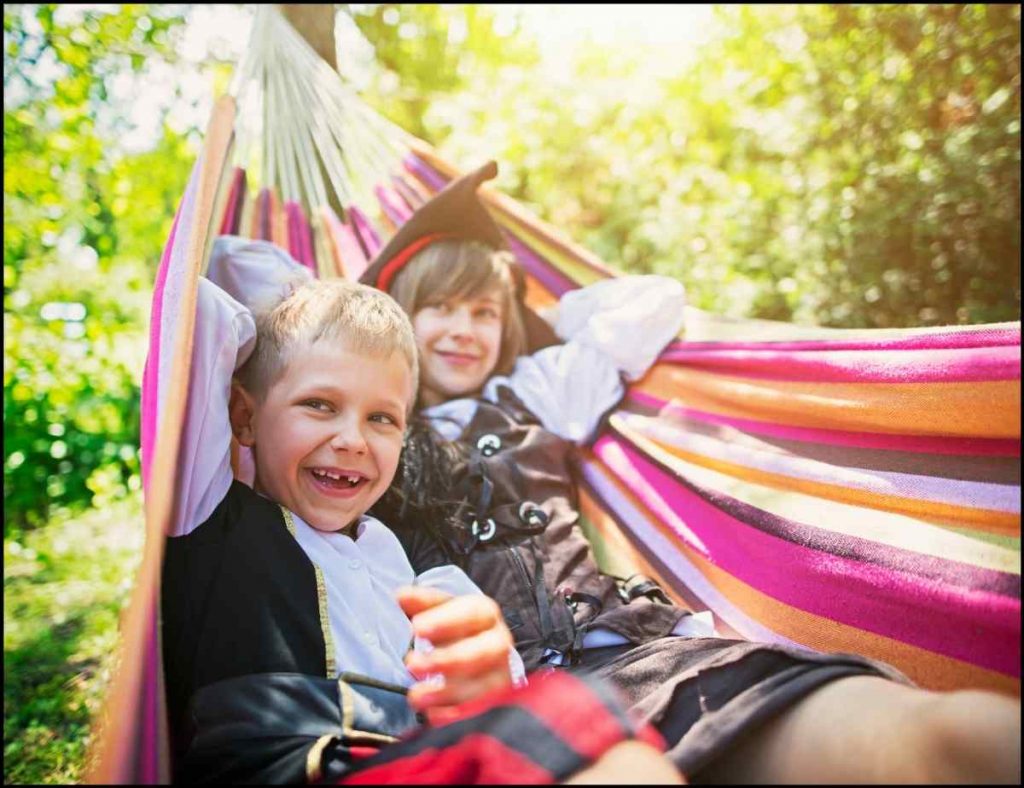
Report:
87,7,1020,784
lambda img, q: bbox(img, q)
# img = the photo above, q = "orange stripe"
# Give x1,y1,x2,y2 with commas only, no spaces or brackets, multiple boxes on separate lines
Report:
643,435,1021,538
270,188,288,250
524,274,559,310
639,365,1021,439
319,207,346,278
581,461,1019,697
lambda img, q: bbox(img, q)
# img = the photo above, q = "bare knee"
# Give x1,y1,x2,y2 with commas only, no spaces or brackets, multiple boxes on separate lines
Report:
914,689,1020,784
564,740,685,785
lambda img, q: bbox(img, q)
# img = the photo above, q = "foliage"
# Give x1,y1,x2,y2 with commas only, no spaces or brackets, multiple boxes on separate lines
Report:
344,3,540,141
356,4,1021,327
4,5,194,532
3,496,143,784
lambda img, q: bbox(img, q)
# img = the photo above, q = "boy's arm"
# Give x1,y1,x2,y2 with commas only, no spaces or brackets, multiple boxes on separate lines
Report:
171,278,256,537
205,235,312,314
497,275,686,444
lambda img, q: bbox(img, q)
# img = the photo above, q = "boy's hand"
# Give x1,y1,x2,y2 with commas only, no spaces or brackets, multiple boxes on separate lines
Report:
396,585,515,722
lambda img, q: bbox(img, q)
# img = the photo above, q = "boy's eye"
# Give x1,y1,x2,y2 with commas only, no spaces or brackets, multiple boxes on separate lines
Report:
302,399,332,412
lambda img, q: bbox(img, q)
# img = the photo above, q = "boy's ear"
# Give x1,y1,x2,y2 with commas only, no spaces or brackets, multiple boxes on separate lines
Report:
229,383,258,447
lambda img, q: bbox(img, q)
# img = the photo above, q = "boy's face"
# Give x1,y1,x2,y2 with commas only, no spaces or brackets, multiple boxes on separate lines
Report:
412,288,504,408
233,339,412,532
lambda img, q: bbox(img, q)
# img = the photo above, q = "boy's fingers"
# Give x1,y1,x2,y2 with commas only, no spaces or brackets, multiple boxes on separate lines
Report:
405,625,512,680
406,594,506,645
395,585,453,620
407,668,513,712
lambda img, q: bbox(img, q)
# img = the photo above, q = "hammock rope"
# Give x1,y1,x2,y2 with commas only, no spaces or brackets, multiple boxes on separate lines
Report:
87,6,1020,783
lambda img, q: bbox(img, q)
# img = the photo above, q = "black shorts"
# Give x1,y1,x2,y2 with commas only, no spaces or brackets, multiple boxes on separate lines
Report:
573,636,912,780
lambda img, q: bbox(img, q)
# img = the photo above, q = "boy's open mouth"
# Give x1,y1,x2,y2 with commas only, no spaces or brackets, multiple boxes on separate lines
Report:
308,468,367,493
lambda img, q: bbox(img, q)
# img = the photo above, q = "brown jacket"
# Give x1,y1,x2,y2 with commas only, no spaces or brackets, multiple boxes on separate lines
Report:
393,388,687,670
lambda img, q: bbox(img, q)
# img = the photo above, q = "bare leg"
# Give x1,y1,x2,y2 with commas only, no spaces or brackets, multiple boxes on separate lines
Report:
565,740,685,785
698,676,1020,784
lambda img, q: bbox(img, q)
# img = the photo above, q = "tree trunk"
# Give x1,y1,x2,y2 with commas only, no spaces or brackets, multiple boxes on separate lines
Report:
279,4,337,71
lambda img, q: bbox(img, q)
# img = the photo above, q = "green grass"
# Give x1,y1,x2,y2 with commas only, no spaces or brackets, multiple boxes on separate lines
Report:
4,496,143,785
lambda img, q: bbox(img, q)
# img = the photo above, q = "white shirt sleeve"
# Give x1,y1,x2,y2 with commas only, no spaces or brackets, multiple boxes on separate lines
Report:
170,278,257,537
490,275,686,444
205,235,312,315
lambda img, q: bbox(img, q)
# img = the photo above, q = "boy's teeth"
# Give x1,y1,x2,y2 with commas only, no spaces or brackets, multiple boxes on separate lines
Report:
312,469,362,486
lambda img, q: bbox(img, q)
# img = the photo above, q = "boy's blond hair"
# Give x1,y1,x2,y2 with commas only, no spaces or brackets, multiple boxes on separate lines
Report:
236,279,419,410
388,239,527,376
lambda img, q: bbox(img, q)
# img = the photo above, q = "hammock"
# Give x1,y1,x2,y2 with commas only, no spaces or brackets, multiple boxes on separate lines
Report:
87,7,1021,783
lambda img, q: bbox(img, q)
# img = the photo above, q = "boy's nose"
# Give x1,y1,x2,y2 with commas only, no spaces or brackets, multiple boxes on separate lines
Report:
329,420,368,453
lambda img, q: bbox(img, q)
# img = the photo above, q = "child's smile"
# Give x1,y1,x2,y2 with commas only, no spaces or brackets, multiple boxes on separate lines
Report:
236,338,412,532
413,291,504,406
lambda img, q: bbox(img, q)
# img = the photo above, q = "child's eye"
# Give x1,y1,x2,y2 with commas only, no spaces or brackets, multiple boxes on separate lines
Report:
476,307,500,320
369,413,399,427
302,399,332,412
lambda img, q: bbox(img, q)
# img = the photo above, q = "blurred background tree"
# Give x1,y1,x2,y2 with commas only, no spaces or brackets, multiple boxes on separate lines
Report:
5,2,1020,536
3,4,1020,781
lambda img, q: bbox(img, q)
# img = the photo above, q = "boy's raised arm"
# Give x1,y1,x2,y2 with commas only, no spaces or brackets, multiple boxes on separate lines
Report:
171,278,256,537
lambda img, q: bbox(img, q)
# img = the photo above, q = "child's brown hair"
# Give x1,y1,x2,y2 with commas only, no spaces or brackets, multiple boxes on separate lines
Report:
388,239,527,377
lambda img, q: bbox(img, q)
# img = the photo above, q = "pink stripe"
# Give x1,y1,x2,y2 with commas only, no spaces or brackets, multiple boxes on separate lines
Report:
299,211,316,273
625,392,1021,458
595,436,1021,676
325,208,369,280
659,345,1021,383
664,326,1020,353
348,205,382,258
285,202,299,260
141,202,184,490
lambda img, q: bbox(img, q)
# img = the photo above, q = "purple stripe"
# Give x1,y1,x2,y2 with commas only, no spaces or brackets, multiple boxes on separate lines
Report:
664,326,1020,354
658,345,1021,383
403,153,448,192
392,175,426,210
375,184,413,227
626,392,1022,458
347,205,382,258
594,434,1021,675
218,167,246,236
623,415,1021,513
257,188,270,241
506,233,578,297
141,192,185,490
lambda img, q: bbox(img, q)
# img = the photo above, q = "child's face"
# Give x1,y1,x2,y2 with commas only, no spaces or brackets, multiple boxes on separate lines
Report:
237,339,412,532
411,289,504,407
